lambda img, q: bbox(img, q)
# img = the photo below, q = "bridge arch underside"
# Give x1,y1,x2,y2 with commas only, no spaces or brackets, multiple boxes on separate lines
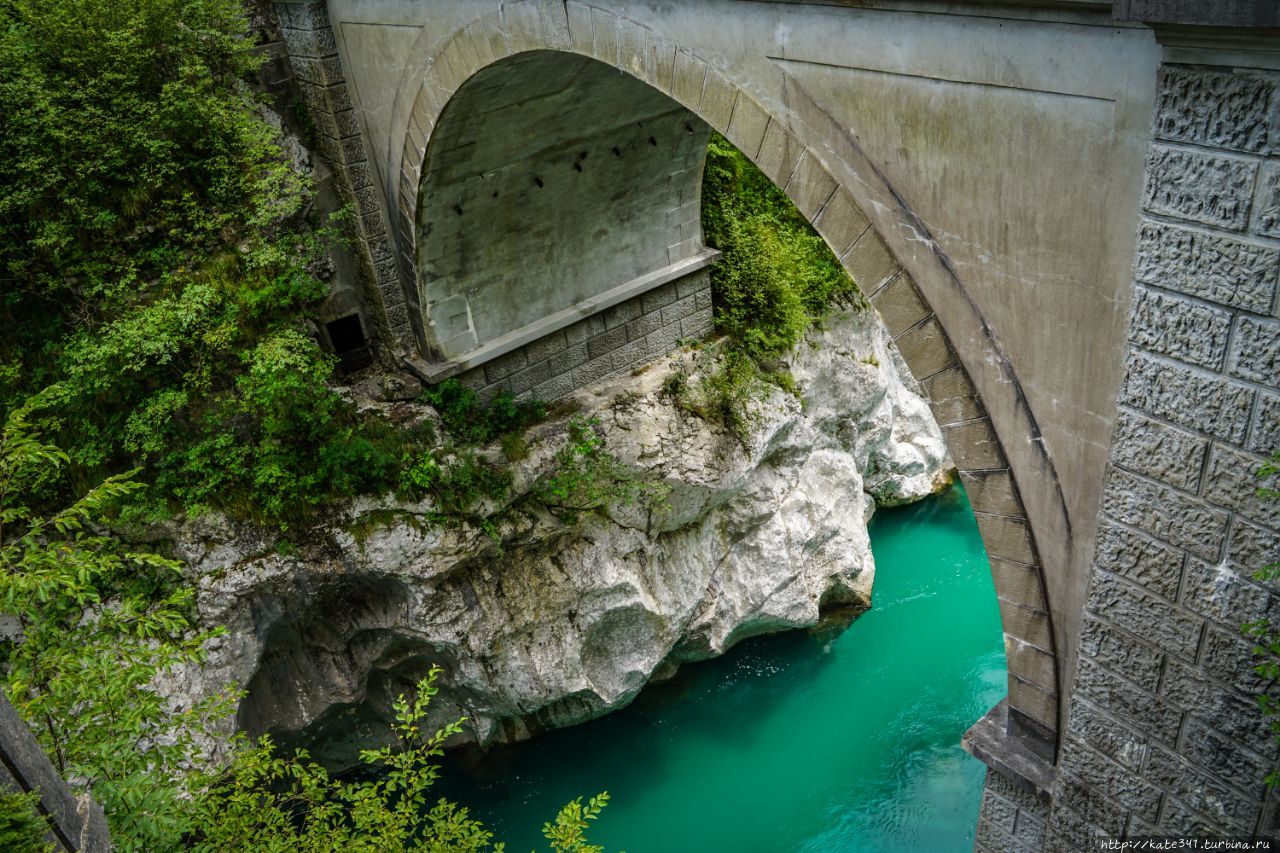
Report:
395,10,1063,769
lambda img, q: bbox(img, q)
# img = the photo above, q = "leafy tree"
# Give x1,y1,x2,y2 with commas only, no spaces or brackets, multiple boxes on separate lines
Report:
186,665,609,853
0,790,51,853
0,395,235,850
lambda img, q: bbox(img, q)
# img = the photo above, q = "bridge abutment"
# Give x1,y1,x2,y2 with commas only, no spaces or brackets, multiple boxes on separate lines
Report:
979,40,1280,852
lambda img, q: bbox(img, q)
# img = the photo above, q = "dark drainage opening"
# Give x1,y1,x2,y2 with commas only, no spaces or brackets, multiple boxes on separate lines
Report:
326,314,372,373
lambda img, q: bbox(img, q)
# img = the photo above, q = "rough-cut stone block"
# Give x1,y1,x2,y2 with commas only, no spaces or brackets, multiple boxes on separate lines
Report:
292,54,345,88
963,469,1022,516
1146,746,1264,831
1255,160,1280,239
1128,285,1231,370
1101,468,1228,560
1203,444,1280,528
524,330,567,364
1229,517,1280,575
549,343,589,375
1182,558,1276,627
647,320,682,354
1086,571,1202,660
922,367,984,425
895,317,956,380
1154,66,1275,153
1181,715,1272,792
281,25,338,60
573,353,615,387
1006,634,1056,691
1200,624,1268,694
532,373,576,402
980,787,1019,833
1050,772,1129,839
1143,145,1257,230
603,299,642,330
978,513,1037,566
509,359,551,395
661,294,697,328
1078,615,1163,692
870,273,930,338
844,229,900,294
641,282,679,314
680,308,714,339
1161,659,1276,753
1229,314,1280,384
1160,797,1236,838
1067,698,1147,770
565,314,606,345
275,1,329,31
610,336,650,371
625,312,662,343
1012,809,1047,851
616,17,646,77
986,768,1045,814
724,94,770,159
1251,390,1280,455
785,150,837,222
1074,658,1181,744
1119,351,1254,444
1060,735,1162,821
1092,520,1184,601
755,120,805,190
1110,408,1209,493
944,418,1005,471
483,348,528,384
587,326,628,360
1133,221,1279,314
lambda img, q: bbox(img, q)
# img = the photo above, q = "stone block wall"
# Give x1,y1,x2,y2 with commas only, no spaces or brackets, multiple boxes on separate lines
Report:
454,268,714,402
987,62,1280,851
272,0,414,351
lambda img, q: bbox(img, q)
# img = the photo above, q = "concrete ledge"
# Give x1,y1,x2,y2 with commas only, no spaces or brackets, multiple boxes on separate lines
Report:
962,698,1057,804
410,249,720,384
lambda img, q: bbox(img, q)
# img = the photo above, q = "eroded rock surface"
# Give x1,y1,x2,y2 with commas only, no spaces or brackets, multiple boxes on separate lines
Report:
168,306,953,766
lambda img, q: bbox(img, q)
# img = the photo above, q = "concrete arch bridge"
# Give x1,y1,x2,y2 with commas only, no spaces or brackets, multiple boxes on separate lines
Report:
266,1,1280,847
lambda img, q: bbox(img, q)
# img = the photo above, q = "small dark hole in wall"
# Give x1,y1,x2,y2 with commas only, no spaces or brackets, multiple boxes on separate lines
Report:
685,123,694,134
573,163,583,172
492,191,499,198
648,136,657,146
534,176,544,188
611,146,622,157
578,151,588,160
454,204,464,216
326,314,372,372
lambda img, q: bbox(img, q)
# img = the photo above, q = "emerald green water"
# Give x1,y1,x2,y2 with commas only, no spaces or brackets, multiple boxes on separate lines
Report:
440,484,1005,852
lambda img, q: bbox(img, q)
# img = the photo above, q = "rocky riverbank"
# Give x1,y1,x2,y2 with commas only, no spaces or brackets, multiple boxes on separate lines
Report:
164,305,953,767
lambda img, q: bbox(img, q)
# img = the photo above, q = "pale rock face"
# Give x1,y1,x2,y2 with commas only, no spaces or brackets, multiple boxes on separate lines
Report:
168,306,953,766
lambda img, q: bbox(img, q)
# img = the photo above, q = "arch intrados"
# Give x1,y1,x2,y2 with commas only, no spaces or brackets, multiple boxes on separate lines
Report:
390,1,1064,757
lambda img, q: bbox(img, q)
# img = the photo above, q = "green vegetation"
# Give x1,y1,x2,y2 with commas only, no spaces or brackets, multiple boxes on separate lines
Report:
681,133,865,438
0,0,432,530
0,408,609,850
534,416,657,524
1242,451,1280,787
0,791,50,853
191,665,608,853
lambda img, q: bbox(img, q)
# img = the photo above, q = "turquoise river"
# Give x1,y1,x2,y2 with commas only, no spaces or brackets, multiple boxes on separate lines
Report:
439,483,1006,851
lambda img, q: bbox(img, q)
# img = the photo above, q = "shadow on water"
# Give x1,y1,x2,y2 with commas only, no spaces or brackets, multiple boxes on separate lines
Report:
435,483,1006,852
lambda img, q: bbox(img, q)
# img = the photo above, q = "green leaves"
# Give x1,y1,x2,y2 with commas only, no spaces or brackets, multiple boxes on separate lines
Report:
188,665,610,853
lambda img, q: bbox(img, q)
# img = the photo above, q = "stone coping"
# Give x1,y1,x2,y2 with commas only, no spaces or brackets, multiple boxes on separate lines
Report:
962,698,1057,803
409,248,721,384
